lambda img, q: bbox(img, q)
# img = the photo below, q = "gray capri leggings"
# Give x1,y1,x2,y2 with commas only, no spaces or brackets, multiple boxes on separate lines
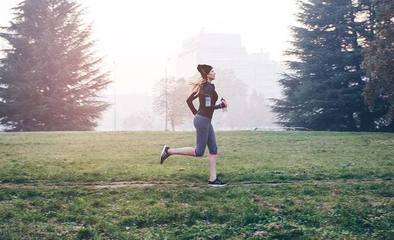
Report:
193,113,218,156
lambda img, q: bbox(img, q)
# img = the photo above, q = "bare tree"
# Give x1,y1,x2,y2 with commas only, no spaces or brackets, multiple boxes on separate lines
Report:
153,77,189,131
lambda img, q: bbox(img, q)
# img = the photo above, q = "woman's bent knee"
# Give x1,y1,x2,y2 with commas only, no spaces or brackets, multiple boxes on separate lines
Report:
195,148,205,157
208,146,217,155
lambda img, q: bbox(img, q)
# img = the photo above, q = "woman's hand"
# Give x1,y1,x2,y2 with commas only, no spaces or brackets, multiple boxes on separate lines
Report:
222,99,228,108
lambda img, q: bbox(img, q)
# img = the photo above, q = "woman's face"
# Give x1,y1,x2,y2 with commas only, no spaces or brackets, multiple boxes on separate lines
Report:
207,69,216,81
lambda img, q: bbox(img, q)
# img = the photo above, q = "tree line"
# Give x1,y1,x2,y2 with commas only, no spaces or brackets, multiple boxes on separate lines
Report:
0,0,392,132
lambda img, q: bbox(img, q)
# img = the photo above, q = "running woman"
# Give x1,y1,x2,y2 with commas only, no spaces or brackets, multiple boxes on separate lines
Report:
159,64,228,187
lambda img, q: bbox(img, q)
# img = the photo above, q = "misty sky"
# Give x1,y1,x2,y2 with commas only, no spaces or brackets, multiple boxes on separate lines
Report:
0,0,298,96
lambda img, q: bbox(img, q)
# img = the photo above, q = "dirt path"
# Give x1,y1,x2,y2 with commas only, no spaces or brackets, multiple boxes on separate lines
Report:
0,178,391,189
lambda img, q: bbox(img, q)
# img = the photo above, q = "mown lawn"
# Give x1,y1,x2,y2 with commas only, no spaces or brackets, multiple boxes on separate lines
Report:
0,131,393,239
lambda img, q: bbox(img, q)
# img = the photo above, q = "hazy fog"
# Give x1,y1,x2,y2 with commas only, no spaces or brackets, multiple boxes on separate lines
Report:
0,0,298,131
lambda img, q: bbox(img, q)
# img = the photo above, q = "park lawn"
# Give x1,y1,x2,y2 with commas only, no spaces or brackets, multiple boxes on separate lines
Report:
0,131,393,239
0,180,393,239
0,131,393,183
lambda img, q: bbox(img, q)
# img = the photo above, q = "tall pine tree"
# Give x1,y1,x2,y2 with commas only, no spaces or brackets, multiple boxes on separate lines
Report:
272,0,379,131
362,0,394,129
0,0,111,131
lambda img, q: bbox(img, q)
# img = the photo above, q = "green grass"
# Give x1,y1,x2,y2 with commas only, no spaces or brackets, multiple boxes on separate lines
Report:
0,131,393,239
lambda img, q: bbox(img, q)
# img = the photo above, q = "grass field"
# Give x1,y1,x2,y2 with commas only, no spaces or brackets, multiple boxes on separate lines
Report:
0,131,393,239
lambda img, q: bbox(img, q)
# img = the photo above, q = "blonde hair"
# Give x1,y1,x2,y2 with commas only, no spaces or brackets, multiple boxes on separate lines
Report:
189,76,208,94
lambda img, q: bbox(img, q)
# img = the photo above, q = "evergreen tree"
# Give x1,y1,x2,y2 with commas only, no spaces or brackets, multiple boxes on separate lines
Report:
362,0,394,128
271,0,378,131
0,0,111,131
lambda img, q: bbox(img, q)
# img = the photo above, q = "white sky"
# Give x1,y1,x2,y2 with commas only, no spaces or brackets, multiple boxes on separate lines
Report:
0,0,299,95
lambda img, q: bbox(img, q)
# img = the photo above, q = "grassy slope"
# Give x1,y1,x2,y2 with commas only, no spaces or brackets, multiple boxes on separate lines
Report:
0,131,393,183
0,131,393,239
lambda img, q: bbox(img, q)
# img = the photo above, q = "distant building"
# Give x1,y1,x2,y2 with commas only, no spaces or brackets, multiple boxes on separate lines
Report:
176,31,283,101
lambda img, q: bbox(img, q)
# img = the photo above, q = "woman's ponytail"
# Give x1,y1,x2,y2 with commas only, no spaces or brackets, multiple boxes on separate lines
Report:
189,77,207,94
